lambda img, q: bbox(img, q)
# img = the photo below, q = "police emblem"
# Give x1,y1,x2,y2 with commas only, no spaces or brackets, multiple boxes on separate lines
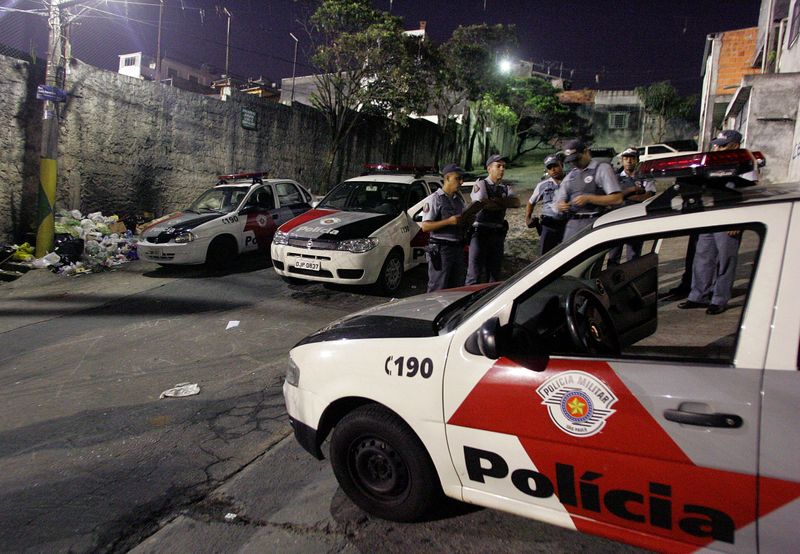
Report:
473,183,480,194
536,371,617,438
256,214,268,227
319,217,341,226
583,176,594,184
423,203,430,213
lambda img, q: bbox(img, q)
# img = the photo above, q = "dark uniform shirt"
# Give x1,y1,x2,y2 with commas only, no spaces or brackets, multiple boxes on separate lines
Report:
422,188,466,242
470,177,518,229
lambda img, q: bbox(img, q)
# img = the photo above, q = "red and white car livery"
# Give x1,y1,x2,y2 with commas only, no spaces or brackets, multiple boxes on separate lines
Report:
284,150,800,552
271,172,441,294
138,173,312,268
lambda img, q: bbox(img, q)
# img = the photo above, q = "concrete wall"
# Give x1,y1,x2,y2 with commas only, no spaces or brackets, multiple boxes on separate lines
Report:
0,54,445,244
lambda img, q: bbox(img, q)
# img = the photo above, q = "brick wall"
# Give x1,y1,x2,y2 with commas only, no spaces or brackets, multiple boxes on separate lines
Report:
715,27,761,96
0,54,446,244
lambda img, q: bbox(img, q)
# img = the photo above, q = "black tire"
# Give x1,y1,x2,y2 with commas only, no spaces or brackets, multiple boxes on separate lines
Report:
329,404,442,522
376,250,404,295
206,235,238,269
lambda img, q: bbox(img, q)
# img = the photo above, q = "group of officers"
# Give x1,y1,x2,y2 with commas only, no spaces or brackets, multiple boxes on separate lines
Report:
420,138,656,293
420,130,746,315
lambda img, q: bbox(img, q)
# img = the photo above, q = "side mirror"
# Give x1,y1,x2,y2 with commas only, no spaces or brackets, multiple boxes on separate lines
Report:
465,317,502,359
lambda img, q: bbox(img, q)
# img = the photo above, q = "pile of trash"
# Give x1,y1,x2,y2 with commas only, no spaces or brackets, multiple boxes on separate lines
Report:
9,210,139,276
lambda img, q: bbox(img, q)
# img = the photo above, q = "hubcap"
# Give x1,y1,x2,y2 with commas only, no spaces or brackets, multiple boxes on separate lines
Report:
384,257,402,290
350,436,409,499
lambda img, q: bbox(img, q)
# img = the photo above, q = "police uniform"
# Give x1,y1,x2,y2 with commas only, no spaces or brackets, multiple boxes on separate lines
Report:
607,169,657,264
466,177,517,285
528,177,565,255
422,187,467,292
687,231,741,309
554,159,621,240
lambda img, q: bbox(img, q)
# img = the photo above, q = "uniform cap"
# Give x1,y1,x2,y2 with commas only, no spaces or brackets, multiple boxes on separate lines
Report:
710,129,743,147
563,139,586,162
621,147,639,158
485,154,509,168
544,155,561,168
441,163,465,176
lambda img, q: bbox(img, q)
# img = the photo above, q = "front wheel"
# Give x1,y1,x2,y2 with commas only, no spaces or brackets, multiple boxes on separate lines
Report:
329,404,441,522
376,250,403,295
206,235,238,269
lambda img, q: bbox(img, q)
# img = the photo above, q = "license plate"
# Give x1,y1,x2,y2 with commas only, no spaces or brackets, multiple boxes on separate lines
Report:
294,259,320,271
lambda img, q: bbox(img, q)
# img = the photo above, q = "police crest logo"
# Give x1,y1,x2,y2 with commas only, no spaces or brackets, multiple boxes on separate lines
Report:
583,176,594,184
423,203,430,213
473,183,480,194
256,214,269,227
536,371,617,437
319,217,341,226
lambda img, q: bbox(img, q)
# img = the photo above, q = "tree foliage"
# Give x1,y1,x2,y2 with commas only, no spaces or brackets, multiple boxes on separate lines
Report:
635,81,697,143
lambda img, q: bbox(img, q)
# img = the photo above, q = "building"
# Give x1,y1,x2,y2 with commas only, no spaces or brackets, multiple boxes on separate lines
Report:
701,0,800,183
117,52,219,94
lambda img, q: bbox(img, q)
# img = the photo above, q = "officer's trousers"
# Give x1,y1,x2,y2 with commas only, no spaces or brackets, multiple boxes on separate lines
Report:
539,218,566,255
466,227,505,285
563,217,595,240
688,231,741,307
426,241,465,292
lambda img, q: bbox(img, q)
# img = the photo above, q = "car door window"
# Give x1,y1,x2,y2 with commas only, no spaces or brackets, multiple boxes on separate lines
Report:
276,182,303,206
247,186,275,210
507,226,764,365
406,182,429,209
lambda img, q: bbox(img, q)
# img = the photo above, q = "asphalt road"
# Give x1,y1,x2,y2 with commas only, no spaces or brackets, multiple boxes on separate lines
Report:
0,256,640,553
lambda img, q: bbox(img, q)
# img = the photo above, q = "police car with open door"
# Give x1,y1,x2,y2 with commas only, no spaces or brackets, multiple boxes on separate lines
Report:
283,149,800,552
271,165,442,294
138,172,312,268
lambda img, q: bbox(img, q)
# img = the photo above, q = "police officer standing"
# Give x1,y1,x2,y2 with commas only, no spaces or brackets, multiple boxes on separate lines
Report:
466,154,520,285
525,154,566,255
607,147,657,264
421,163,467,292
555,139,623,240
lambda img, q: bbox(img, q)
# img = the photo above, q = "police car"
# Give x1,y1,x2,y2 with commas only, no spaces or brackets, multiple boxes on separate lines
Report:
271,166,443,294
138,173,312,268
284,149,800,552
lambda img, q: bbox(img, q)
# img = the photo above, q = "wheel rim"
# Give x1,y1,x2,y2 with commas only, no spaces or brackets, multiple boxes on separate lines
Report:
384,256,402,291
348,435,410,501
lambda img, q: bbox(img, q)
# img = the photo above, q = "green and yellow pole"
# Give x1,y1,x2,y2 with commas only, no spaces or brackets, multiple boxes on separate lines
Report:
35,156,57,257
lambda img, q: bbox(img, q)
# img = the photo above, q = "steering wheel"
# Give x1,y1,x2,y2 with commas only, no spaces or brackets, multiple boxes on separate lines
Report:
565,288,620,356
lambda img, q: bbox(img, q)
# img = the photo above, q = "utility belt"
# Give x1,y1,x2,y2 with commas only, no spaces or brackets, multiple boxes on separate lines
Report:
428,238,462,246
541,216,566,228
569,211,602,220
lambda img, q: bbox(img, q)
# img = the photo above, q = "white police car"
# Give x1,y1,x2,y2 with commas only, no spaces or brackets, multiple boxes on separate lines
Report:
284,150,800,552
271,167,443,294
138,172,312,268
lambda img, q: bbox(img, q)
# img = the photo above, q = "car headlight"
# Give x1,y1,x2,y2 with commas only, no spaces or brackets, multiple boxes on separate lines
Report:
273,230,289,245
285,357,300,386
337,238,379,253
174,231,195,243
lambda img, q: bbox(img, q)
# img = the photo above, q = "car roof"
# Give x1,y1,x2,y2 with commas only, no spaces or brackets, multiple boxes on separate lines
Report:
214,178,300,188
346,174,436,184
595,182,800,227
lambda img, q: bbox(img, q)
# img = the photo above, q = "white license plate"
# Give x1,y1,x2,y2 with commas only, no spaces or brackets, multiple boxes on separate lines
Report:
294,259,320,271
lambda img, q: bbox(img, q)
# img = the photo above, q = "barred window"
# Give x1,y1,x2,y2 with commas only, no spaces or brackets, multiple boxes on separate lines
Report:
123,56,136,67
608,112,629,130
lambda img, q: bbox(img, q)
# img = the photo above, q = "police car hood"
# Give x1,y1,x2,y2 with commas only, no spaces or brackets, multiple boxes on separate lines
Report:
140,211,222,238
295,286,487,346
279,209,395,240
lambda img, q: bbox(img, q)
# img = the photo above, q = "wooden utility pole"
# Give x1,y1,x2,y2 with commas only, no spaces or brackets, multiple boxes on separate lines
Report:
35,0,67,257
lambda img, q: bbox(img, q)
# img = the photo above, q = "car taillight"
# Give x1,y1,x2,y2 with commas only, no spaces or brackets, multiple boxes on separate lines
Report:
637,149,763,182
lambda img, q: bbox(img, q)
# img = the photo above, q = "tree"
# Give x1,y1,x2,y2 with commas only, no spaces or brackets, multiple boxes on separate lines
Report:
635,81,697,143
306,0,430,190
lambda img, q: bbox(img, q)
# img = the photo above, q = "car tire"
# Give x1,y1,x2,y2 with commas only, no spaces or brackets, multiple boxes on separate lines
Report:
329,404,441,522
376,250,403,295
206,235,238,269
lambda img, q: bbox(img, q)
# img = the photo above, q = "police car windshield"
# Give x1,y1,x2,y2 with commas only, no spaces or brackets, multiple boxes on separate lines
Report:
437,224,594,332
189,186,250,213
318,181,405,215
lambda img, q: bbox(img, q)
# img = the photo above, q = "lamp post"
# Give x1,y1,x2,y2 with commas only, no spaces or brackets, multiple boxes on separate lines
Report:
289,32,298,104
155,0,163,81
223,7,232,76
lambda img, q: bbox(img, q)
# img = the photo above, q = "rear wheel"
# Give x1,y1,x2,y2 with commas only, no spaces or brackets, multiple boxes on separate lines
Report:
206,235,238,269
376,250,403,295
329,404,441,522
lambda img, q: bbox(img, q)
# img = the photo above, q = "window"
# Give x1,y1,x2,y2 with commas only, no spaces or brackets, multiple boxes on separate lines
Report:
167,68,178,79
790,1,800,48
406,182,428,208
648,145,672,155
507,226,763,365
276,182,303,206
188,75,199,84
248,186,274,209
123,56,137,67
608,112,629,130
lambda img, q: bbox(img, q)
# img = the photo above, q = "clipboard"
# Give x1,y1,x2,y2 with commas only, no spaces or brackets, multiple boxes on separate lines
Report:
460,200,484,223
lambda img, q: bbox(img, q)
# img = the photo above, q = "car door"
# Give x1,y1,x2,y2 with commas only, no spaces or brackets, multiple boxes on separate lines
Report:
275,181,312,224
442,207,791,552
240,184,279,252
405,181,432,268
596,252,658,347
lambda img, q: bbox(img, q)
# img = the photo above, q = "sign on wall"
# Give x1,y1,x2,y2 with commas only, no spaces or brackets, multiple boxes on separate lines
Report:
241,108,257,131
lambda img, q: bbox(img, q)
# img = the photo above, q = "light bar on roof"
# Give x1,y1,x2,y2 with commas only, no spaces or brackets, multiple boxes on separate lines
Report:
637,149,763,180
217,171,268,181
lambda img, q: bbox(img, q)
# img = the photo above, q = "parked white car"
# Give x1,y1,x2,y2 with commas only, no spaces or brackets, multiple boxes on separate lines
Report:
637,141,699,163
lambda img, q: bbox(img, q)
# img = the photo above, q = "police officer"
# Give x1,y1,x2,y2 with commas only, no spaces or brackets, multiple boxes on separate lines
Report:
555,139,623,240
678,129,744,315
466,154,520,285
525,154,566,255
607,147,657,264
421,163,467,292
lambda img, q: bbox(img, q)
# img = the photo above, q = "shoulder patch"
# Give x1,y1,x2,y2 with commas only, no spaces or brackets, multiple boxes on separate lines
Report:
423,202,430,213
473,183,481,194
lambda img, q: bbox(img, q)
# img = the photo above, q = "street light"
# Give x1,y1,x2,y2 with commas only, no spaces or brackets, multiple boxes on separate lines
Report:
499,58,513,74
289,32,298,104
223,7,232,77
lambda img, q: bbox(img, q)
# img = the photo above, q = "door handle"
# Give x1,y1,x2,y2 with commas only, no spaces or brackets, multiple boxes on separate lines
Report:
663,409,742,428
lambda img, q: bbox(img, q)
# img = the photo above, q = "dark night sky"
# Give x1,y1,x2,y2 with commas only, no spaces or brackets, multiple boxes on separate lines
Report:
0,0,760,95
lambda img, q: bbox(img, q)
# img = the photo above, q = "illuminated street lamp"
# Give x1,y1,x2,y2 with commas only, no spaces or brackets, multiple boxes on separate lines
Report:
499,58,513,74
289,32,298,103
